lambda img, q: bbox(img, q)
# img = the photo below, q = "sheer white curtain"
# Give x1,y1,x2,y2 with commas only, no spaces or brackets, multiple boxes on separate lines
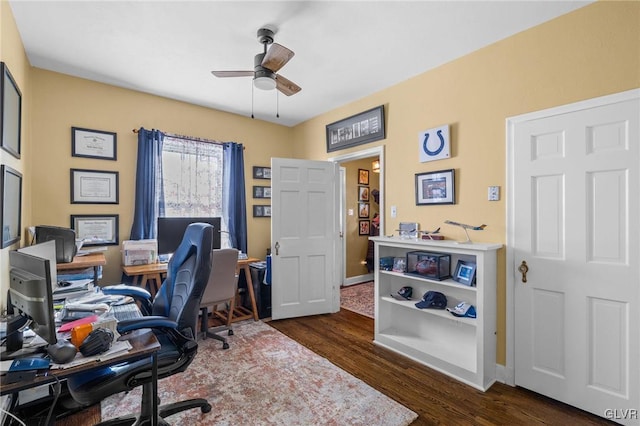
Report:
161,136,230,247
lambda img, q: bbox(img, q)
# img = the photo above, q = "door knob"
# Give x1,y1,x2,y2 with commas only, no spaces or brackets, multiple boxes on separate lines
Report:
274,241,280,255
518,260,529,283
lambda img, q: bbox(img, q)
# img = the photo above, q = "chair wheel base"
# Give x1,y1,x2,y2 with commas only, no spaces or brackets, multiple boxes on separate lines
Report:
228,329,234,336
202,403,212,413
222,342,230,349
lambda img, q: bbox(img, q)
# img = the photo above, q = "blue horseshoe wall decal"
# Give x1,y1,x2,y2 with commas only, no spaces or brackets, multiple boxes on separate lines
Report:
423,130,446,156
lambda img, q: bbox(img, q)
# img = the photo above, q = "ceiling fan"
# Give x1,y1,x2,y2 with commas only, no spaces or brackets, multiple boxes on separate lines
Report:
211,27,301,96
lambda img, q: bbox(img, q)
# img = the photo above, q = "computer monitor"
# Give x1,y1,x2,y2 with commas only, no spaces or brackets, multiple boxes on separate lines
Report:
8,241,58,348
35,225,77,263
157,217,221,255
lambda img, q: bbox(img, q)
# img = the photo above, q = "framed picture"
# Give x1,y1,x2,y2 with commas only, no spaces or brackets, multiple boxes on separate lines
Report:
1,165,22,248
358,202,370,218
326,105,385,152
359,220,370,236
253,166,271,180
415,169,455,205
358,169,369,185
253,205,271,217
453,260,477,286
72,127,117,160
253,186,271,199
71,168,119,204
71,214,119,246
358,186,369,201
1,62,22,159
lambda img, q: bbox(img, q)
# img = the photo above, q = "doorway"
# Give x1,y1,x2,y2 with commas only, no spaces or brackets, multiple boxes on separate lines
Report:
329,146,384,287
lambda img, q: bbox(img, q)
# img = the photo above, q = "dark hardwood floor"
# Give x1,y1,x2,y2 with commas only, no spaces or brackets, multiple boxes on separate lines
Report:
268,309,615,426
61,309,614,425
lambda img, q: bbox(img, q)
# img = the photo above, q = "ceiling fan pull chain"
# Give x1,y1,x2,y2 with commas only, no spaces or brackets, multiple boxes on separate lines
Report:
251,84,255,119
276,90,280,118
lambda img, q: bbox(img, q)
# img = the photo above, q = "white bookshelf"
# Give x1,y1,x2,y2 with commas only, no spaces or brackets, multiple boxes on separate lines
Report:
370,236,502,391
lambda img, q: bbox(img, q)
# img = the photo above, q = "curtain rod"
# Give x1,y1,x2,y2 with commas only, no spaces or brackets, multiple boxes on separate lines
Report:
132,128,225,146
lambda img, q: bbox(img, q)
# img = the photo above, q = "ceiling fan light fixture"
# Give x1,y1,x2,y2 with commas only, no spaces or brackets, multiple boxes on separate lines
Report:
254,76,277,90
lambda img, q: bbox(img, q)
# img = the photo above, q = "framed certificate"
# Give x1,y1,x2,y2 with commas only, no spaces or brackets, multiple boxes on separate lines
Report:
71,168,119,204
71,214,119,246
1,165,22,248
72,127,117,160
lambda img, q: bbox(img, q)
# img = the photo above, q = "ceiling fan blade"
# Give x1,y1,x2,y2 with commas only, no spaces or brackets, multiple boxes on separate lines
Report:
262,43,295,72
276,74,301,96
211,70,253,78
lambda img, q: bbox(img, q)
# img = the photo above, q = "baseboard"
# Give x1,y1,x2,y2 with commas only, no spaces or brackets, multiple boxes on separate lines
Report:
496,364,515,386
343,274,373,287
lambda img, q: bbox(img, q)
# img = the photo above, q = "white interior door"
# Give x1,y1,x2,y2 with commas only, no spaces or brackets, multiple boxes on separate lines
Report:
512,91,639,424
270,158,340,320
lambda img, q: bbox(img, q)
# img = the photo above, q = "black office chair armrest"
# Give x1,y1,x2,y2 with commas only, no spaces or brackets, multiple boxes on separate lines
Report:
103,284,153,315
116,316,178,334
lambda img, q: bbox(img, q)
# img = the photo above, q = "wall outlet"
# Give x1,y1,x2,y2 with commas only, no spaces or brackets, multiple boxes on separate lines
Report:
488,186,500,201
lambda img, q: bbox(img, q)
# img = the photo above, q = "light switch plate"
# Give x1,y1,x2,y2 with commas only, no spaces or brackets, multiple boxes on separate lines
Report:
488,186,500,201
390,205,397,218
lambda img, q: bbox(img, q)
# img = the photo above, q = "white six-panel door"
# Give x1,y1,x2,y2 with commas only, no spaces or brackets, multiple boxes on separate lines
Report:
511,91,639,424
270,158,340,320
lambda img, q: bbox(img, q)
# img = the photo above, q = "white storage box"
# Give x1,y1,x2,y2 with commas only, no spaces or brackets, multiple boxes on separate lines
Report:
122,239,157,266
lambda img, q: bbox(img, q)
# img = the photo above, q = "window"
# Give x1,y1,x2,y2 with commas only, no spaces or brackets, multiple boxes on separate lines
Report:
161,136,229,247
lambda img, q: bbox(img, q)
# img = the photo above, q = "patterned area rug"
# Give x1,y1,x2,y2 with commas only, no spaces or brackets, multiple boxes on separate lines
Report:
101,320,416,425
340,281,374,318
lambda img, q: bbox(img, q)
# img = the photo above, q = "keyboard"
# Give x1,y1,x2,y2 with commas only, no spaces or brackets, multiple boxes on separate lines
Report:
110,303,142,321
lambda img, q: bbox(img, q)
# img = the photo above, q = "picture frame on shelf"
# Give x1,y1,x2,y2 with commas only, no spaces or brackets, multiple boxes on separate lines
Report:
415,168,455,205
358,202,369,218
453,260,477,286
253,205,271,217
1,62,22,159
253,166,271,180
358,186,369,201
253,185,271,199
1,165,22,248
326,105,385,153
71,214,119,246
71,168,119,204
358,169,369,185
72,127,117,160
359,220,370,236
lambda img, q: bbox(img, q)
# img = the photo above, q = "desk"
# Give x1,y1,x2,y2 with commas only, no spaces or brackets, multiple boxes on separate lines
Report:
122,263,167,298
0,328,160,396
122,257,261,321
57,252,106,285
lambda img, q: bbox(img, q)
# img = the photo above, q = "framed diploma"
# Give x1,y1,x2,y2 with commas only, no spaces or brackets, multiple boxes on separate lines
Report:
71,168,119,204
1,165,22,248
1,62,22,159
72,127,117,160
71,214,119,246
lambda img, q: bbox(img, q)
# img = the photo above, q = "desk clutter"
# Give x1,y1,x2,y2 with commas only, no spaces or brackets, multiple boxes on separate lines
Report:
1,288,137,373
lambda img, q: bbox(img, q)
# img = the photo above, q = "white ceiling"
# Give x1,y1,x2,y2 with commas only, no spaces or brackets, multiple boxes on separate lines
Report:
9,1,593,127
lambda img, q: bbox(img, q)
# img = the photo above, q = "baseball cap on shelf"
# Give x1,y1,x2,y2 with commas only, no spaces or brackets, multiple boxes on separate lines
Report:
390,286,413,300
446,301,476,318
414,291,447,309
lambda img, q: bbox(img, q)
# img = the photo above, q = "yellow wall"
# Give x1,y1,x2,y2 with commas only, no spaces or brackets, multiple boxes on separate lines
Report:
0,1,32,294
291,1,640,364
29,69,293,284
2,1,638,367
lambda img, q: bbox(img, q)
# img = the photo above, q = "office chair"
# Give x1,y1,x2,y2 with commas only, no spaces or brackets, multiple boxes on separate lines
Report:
199,248,239,349
66,223,214,425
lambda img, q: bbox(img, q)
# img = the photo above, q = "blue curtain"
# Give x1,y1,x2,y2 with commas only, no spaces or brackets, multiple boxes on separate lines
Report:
222,142,247,254
130,128,165,240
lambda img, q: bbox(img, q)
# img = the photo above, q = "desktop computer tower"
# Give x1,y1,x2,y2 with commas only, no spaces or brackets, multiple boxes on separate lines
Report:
238,262,271,319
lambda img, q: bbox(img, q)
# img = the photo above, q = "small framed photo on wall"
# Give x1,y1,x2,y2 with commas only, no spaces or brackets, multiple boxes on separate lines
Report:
358,186,369,201
358,169,369,185
359,220,370,236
